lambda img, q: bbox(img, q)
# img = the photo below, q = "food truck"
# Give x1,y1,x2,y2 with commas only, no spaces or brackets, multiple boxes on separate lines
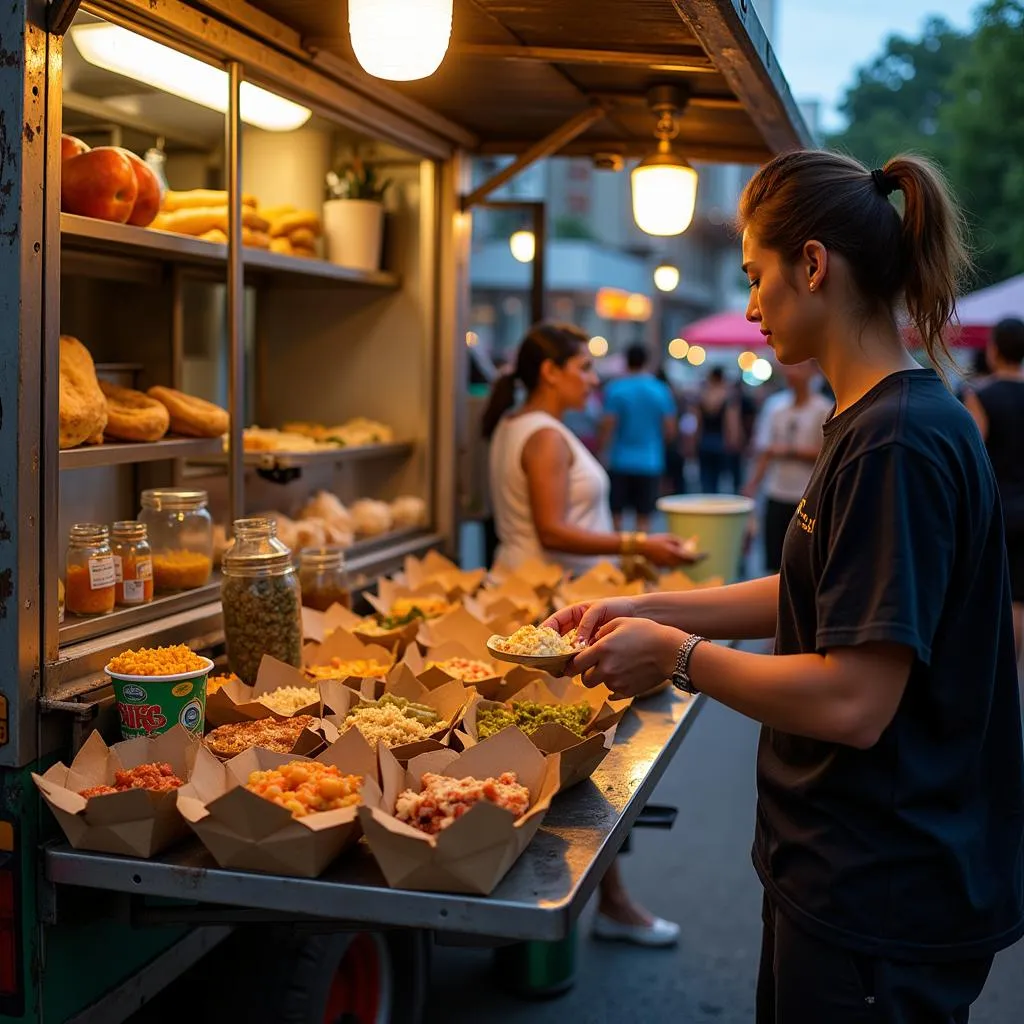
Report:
0,1,810,1020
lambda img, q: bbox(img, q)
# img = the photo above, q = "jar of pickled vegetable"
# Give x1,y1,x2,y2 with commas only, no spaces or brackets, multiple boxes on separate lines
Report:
65,524,116,616
297,546,350,612
221,517,303,683
138,489,213,592
111,521,154,607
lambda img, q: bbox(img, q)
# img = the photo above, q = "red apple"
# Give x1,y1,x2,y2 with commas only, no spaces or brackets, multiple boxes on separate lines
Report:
120,150,161,228
61,134,89,162
60,147,138,224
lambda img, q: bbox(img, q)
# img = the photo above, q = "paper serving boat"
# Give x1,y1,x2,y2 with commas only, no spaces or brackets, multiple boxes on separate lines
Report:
359,726,560,895
177,727,382,877
32,725,199,858
456,677,625,791
204,655,322,727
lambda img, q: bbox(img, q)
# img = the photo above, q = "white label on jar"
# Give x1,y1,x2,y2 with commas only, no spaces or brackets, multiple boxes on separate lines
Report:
88,555,116,590
122,579,146,603
113,555,123,583
136,557,153,580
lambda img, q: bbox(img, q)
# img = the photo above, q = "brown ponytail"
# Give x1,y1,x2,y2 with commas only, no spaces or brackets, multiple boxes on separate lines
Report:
739,150,971,375
480,322,588,439
882,156,970,369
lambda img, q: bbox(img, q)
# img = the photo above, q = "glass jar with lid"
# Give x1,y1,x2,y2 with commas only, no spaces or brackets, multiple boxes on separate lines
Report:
138,489,213,592
65,523,116,616
297,546,351,612
221,517,303,683
111,521,154,607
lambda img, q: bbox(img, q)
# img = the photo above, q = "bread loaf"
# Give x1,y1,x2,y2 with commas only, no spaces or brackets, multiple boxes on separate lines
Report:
161,189,257,212
59,336,108,449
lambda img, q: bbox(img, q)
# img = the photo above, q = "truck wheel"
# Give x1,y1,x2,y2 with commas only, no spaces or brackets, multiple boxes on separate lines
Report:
273,929,431,1024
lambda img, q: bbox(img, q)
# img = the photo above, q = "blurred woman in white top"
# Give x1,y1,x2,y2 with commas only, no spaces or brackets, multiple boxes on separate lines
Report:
483,322,690,576
482,322,694,948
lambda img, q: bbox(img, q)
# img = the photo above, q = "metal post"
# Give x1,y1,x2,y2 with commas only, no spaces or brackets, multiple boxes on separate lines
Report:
226,62,245,529
530,201,546,326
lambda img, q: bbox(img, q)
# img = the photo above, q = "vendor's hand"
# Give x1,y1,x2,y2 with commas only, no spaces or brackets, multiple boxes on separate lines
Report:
572,618,686,698
640,533,701,567
544,596,638,645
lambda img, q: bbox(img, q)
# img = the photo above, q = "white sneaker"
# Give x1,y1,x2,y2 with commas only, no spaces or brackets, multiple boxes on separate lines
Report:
591,912,680,947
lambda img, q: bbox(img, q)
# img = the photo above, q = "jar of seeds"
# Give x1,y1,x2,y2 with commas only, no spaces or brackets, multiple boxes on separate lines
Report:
220,517,303,684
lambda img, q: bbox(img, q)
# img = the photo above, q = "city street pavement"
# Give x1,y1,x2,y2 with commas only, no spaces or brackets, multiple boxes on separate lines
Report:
427,697,1024,1024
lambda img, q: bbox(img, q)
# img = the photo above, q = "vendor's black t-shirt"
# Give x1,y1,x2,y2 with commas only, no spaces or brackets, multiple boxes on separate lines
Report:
754,368,1024,961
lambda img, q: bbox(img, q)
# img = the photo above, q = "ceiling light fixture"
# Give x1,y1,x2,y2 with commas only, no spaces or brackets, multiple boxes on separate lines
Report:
631,85,698,237
70,24,311,132
349,0,453,82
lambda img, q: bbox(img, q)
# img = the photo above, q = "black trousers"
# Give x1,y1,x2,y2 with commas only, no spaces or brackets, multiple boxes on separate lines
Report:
764,499,798,574
756,895,994,1024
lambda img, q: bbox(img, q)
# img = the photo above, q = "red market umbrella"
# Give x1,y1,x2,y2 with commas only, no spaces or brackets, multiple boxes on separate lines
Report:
678,310,766,348
949,274,1024,348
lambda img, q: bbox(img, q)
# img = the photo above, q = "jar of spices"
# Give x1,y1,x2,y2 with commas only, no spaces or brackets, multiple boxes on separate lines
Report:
297,546,351,612
138,489,213,592
111,521,154,607
65,524,116,616
221,517,303,683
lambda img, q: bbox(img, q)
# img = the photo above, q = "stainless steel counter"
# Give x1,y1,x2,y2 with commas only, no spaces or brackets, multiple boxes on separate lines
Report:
45,689,704,942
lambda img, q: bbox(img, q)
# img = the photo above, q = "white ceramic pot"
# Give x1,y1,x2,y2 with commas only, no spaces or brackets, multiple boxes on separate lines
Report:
322,198,384,271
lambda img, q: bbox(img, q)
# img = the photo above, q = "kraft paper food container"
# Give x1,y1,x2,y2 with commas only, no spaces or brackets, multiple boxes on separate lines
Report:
654,569,726,592
301,603,363,645
359,726,560,894
302,627,396,679
365,579,454,623
105,657,213,740
205,655,321,727
321,670,468,751
177,727,382,878
493,557,565,598
457,695,617,792
203,715,326,763
32,725,198,858
402,639,515,695
303,601,421,657
401,551,487,601
554,576,646,610
416,604,495,653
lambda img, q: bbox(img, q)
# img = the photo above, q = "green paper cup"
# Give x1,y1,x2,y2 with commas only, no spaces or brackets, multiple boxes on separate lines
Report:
657,494,755,585
105,657,214,740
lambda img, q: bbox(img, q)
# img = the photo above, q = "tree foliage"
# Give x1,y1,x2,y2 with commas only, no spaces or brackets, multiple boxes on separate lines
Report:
828,1,1024,284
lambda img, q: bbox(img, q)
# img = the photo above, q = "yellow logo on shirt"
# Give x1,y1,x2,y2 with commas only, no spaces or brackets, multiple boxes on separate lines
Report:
795,498,816,535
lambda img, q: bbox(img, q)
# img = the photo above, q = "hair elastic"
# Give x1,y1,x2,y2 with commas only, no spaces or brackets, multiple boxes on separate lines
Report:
871,168,898,197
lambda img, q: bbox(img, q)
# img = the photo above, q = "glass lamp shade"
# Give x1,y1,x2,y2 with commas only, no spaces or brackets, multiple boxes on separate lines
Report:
631,156,698,237
349,0,453,82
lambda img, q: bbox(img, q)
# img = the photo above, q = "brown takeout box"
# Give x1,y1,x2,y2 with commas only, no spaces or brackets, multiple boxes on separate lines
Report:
304,601,422,656
400,551,487,601
493,557,565,597
177,727,382,877
365,579,453,620
33,725,198,858
456,678,623,790
302,627,396,684
416,604,497,653
654,569,725,591
205,655,321,727
359,726,560,894
402,640,517,698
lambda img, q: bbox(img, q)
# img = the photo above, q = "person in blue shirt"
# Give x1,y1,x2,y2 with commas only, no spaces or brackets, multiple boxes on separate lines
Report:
599,344,678,531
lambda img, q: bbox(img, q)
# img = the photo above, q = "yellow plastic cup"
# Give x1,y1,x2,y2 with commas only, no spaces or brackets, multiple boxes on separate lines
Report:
656,494,755,584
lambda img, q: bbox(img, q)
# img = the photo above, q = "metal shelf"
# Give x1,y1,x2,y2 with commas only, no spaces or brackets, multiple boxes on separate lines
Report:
194,440,414,472
60,214,400,289
58,576,222,647
59,436,225,471
45,691,705,941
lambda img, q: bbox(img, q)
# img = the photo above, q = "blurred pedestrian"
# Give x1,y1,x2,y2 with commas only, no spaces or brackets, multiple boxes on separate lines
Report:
599,344,678,531
656,365,687,495
965,317,1024,657
743,360,832,572
696,366,744,493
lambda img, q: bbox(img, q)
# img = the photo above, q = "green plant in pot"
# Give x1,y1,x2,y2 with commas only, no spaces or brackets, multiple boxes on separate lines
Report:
323,158,393,271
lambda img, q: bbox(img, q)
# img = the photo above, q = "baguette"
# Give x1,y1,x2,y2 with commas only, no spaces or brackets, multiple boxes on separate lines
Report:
162,189,257,212
269,209,321,238
288,227,317,250
158,206,270,237
269,236,293,256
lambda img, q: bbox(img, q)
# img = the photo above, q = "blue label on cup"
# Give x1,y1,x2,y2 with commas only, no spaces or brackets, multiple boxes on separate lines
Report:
179,698,203,733
121,684,147,703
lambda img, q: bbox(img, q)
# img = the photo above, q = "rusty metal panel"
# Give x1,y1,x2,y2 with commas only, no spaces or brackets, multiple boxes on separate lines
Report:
0,0,48,768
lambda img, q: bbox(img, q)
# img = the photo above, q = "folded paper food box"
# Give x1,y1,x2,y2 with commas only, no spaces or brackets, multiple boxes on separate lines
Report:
32,725,198,858
359,726,560,895
177,727,382,877
204,654,322,727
